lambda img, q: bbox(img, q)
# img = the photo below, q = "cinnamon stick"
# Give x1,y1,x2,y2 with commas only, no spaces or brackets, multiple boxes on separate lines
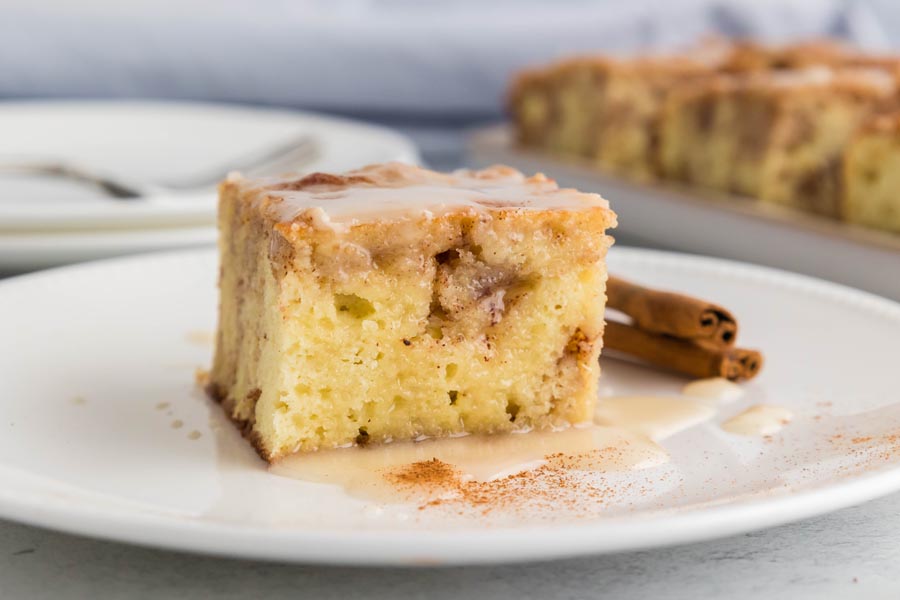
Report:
607,276,737,346
603,320,763,382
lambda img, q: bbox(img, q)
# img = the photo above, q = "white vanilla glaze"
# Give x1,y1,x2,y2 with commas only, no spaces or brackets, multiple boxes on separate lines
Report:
231,162,612,231
271,394,718,504
270,426,667,504
594,396,717,440
682,377,745,404
763,66,834,88
716,65,897,99
721,404,793,436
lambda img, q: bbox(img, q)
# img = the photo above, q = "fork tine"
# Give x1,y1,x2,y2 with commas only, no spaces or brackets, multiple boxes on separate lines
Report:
167,135,319,189
245,143,320,178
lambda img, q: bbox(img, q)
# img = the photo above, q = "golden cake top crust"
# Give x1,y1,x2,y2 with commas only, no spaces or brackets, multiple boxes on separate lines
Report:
507,39,900,108
722,39,900,73
671,65,898,103
752,66,897,95
225,162,615,232
720,39,852,71
507,51,720,98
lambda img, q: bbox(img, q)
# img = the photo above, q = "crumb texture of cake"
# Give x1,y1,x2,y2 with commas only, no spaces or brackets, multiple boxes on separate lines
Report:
209,162,616,461
844,113,900,233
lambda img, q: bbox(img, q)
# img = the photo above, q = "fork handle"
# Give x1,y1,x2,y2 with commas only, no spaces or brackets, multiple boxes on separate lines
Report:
0,162,146,199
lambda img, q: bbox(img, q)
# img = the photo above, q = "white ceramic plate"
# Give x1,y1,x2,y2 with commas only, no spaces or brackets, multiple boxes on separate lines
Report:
0,226,217,273
0,101,419,231
1,247,899,566
468,126,900,301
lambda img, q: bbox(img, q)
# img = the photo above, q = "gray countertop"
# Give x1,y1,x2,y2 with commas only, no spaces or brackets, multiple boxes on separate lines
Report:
3,492,899,599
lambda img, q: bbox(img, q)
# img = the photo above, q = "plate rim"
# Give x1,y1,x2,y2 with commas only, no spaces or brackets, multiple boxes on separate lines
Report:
2,460,900,566
0,246,899,566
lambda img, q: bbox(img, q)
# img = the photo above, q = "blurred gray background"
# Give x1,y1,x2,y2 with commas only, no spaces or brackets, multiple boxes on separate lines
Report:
4,0,900,169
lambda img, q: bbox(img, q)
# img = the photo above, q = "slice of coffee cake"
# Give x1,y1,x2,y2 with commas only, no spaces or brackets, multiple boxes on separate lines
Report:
208,163,616,461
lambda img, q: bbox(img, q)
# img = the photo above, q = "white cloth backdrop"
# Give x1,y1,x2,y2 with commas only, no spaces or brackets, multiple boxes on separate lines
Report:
0,0,896,166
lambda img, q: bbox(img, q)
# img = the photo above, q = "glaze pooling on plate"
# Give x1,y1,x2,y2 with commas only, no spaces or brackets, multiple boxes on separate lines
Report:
682,377,745,403
722,404,794,436
594,395,716,440
271,425,668,505
270,393,722,510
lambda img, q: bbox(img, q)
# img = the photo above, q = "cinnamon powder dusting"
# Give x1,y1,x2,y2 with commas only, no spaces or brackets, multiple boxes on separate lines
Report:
382,450,632,516
829,431,900,467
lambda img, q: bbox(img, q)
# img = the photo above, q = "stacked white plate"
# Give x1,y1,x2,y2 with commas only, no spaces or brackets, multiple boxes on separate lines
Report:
0,101,419,273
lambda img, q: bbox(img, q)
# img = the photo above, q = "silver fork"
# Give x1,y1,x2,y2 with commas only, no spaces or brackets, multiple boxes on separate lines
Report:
0,134,319,200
